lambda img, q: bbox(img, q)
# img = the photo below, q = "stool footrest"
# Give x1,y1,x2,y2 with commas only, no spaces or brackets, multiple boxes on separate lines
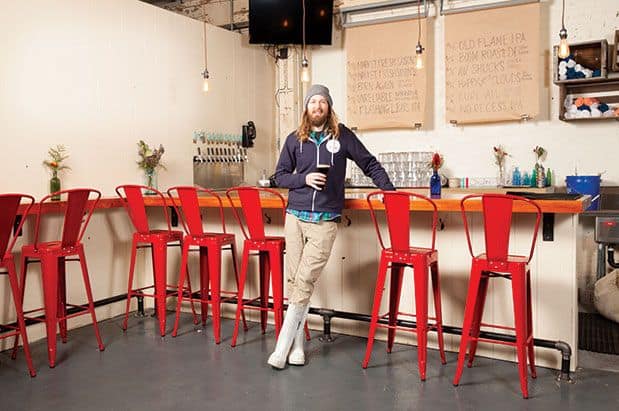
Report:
471,337,517,347
184,293,239,305
23,304,91,322
241,305,277,313
241,296,276,305
376,323,442,333
63,306,92,320
0,326,20,338
130,288,179,299
470,334,533,347
188,289,239,298
23,308,46,317
379,311,440,323
480,322,515,332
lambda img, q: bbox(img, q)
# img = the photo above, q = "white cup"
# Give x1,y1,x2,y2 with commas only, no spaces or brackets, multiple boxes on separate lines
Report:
448,178,461,188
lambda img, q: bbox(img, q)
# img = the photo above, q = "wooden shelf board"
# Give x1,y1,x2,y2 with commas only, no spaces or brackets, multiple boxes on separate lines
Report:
560,116,619,122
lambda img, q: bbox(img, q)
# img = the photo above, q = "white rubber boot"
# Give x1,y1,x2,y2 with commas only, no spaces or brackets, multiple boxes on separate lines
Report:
267,303,308,369
288,304,310,365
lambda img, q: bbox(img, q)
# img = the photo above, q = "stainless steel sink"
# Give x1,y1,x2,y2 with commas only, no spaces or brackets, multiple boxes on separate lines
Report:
582,188,619,278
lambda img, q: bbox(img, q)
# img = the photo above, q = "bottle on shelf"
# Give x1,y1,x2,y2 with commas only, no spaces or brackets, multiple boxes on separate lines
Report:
512,166,522,186
522,171,530,186
546,168,553,187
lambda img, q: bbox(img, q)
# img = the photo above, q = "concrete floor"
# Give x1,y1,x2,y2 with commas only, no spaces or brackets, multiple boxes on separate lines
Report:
2,313,619,411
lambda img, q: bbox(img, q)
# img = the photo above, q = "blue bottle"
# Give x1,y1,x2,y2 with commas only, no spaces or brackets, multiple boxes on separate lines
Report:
512,167,521,186
522,172,530,186
430,169,441,198
546,168,553,187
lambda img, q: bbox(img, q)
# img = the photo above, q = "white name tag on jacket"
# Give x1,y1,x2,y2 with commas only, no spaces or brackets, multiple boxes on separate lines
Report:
326,139,340,154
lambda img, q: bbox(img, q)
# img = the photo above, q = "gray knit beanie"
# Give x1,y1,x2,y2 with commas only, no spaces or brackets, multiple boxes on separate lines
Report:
303,84,333,110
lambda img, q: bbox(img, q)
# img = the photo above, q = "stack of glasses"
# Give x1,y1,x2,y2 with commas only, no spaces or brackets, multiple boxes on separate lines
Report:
349,152,433,188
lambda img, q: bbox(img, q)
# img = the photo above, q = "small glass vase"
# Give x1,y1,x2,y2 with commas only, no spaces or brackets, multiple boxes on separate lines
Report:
143,169,158,195
430,169,441,198
497,163,507,187
50,171,61,201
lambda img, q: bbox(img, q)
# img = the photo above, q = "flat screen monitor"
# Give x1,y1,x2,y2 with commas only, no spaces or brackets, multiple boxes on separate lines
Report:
249,0,333,45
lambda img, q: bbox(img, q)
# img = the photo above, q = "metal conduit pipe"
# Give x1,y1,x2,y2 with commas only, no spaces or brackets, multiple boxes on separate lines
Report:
2,293,129,330
2,294,573,381
308,307,573,382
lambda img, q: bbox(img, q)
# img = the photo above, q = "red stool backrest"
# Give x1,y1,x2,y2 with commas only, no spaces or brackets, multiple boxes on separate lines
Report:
167,186,227,235
460,194,541,264
367,190,438,252
0,194,34,258
32,189,101,249
226,187,286,241
115,185,172,234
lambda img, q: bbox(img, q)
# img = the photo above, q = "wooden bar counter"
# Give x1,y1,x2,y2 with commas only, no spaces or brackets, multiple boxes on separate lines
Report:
17,188,590,215
12,188,589,371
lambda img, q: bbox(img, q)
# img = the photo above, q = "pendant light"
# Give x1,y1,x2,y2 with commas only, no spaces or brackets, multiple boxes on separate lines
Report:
415,1,424,70
301,57,310,83
557,0,570,59
202,17,210,92
301,0,310,83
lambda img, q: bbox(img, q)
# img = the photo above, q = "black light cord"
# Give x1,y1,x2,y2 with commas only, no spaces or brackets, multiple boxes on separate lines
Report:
561,0,565,30
204,20,208,70
417,0,422,46
302,0,307,60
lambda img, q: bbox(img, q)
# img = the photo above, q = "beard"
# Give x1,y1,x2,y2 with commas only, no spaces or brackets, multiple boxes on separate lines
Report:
309,109,328,128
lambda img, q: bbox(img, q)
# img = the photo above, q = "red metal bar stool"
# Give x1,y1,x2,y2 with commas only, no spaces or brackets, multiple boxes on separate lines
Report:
167,186,247,343
115,185,197,337
453,194,541,399
16,188,105,368
227,187,287,347
0,194,36,376
362,191,446,380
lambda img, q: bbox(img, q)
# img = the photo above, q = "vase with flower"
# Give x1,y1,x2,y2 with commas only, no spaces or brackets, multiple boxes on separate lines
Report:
429,152,444,198
43,145,71,201
137,140,166,194
533,146,547,188
493,145,510,187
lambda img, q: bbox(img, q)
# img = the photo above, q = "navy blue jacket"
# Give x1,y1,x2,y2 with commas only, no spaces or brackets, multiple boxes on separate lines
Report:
275,124,395,214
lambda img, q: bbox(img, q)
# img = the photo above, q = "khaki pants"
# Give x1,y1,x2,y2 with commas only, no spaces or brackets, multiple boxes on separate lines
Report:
285,214,338,304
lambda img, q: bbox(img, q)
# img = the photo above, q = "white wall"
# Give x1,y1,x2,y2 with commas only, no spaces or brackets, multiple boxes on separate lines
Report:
0,0,275,196
0,0,275,346
310,0,619,185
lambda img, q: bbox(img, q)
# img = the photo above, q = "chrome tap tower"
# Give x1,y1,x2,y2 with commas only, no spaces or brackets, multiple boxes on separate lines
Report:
193,133,247,189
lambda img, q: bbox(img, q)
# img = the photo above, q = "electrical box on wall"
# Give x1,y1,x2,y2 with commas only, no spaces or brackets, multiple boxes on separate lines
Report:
242,121,256,147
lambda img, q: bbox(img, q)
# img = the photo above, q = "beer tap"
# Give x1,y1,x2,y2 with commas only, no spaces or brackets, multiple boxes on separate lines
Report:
196,147,204,163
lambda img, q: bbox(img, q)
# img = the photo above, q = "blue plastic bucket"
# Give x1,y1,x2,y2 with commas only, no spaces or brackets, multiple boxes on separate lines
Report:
565,175,601,210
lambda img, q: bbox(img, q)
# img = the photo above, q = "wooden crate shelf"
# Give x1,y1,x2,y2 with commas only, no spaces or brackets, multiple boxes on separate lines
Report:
612,30,619,72
553,40,608,85
558,77,619,122
552,36,619,122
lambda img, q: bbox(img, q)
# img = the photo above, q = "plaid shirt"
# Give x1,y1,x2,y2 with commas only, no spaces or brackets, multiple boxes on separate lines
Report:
287,208,340,223
287,131,341,223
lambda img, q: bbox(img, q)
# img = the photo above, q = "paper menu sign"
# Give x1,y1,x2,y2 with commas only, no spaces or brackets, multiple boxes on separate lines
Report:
444,3,541,124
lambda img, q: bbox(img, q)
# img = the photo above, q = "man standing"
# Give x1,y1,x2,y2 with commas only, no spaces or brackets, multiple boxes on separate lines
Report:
268,84,395,369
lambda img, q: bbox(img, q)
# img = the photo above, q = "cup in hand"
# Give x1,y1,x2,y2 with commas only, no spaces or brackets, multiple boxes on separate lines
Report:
315,164,330,186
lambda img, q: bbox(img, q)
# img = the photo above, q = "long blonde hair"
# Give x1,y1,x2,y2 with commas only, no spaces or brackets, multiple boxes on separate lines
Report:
296,108,340,142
